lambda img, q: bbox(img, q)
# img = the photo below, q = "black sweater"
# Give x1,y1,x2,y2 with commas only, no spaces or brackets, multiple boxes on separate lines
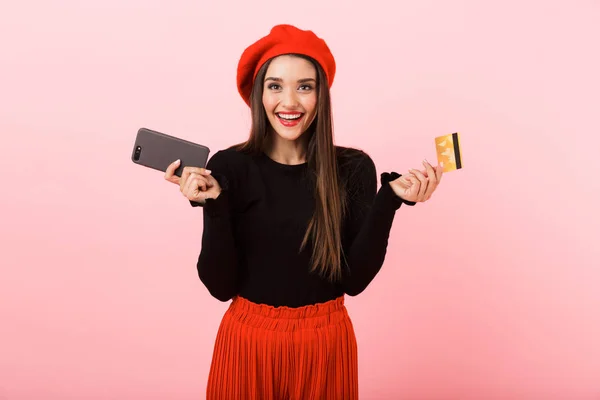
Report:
191,146,414,308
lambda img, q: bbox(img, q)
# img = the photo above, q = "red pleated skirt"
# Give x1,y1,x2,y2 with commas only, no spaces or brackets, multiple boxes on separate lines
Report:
206,295,359,400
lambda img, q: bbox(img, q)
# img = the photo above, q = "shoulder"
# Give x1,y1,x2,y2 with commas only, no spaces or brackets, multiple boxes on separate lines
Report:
336,145,377,179
207,146,249,168
206,145,259,177
205,145,257,192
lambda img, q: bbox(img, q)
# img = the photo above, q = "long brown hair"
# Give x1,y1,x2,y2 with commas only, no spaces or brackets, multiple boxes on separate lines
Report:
232,54,348,282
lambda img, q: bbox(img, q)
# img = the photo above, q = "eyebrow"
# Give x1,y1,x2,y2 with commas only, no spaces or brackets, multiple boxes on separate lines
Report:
265,77,317,83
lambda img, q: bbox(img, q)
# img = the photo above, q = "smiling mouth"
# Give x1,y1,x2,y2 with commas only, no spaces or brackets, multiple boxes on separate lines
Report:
276,112,303,120
275,112,304,127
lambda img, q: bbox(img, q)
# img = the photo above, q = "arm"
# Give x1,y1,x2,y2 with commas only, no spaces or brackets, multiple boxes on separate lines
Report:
191,150,240,302
341,153,414,296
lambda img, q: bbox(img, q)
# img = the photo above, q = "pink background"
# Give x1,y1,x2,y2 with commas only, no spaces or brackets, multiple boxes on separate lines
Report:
1,0,599,399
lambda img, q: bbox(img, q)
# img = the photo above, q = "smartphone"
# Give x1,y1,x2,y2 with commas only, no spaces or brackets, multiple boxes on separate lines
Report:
131,128,210,177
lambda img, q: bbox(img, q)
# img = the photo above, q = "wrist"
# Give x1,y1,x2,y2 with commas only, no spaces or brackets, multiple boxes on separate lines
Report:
388,182,417,206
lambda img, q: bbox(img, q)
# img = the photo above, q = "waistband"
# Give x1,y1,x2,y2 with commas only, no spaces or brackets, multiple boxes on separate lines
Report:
225,295,348,331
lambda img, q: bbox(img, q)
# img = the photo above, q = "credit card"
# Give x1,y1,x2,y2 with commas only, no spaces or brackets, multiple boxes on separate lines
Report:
435,132,462,172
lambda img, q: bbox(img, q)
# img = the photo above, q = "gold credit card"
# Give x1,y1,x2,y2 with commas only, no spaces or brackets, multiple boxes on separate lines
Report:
435,132,462,172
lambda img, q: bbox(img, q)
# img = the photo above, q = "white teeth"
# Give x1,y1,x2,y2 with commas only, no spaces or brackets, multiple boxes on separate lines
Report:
277,113,302,120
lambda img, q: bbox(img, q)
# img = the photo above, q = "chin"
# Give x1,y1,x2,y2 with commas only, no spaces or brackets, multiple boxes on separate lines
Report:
272,127,306,142
267,115,310,142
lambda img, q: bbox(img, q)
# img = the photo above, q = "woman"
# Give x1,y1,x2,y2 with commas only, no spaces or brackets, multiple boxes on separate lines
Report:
164,24,443,400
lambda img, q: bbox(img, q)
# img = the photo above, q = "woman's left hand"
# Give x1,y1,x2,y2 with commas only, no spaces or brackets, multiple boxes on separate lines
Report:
389,160,444,203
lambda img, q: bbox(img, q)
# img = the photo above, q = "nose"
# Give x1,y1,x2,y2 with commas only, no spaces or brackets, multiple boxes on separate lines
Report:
281,88,299,108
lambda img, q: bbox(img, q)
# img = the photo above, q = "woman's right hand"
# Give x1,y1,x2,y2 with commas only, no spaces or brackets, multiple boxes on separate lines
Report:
164,159,222,204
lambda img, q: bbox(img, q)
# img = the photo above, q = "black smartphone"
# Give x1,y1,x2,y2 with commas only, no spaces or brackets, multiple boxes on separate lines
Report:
131,128,210,177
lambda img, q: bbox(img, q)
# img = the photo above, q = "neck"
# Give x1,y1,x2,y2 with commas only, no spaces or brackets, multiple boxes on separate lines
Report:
265,131,309,165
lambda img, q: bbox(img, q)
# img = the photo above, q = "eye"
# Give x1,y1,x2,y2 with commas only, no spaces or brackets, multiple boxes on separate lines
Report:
267,83,281,90
299,84,313,91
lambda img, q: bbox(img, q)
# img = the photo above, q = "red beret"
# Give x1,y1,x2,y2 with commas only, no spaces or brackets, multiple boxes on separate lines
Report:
236,24,336,107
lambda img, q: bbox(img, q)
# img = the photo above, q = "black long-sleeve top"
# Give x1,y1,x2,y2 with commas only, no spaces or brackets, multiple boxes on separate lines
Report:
191,146,415,308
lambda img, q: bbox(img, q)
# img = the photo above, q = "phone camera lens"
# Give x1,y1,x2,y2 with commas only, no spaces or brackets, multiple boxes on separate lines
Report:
134,146,142,161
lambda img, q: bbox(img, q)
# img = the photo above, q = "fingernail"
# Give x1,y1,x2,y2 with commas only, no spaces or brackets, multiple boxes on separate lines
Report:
175,159,180,164
205,169,212,174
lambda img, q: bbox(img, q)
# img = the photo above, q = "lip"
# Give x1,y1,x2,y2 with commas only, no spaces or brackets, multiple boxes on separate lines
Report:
275,111,304,128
